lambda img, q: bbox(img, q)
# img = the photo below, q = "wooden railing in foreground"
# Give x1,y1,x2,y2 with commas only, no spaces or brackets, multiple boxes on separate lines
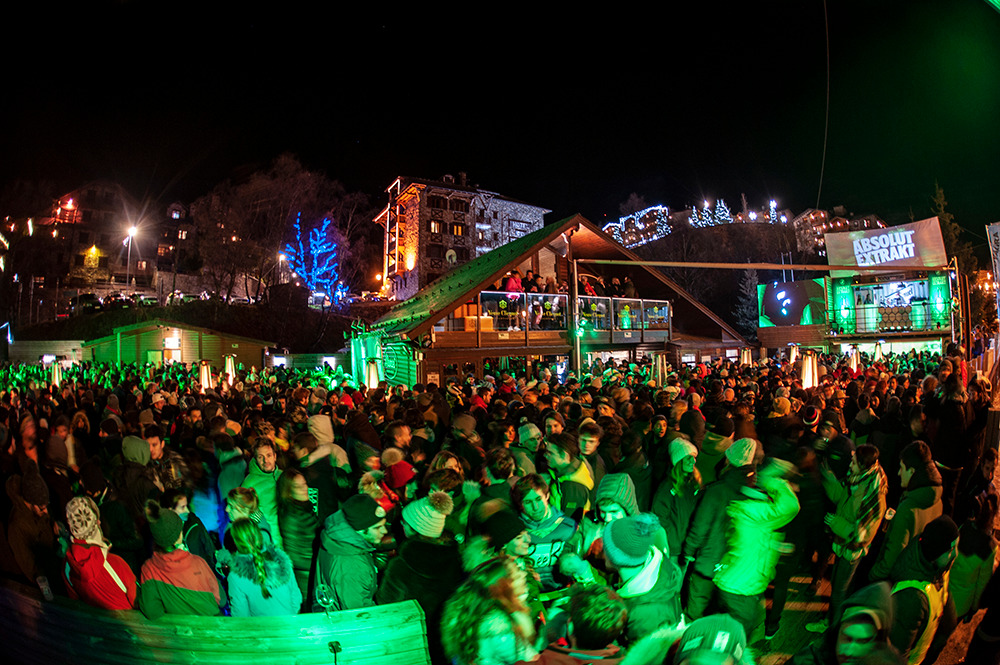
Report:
0,577,430,665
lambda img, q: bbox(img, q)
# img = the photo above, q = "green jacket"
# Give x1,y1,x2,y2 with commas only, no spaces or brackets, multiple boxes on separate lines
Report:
714,471,799,595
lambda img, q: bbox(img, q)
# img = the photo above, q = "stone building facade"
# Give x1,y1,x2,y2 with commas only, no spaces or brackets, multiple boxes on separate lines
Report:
374,174,549,300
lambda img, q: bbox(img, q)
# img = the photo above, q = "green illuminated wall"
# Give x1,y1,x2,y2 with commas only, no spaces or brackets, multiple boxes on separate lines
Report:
928,272,951,328
829,277,856,334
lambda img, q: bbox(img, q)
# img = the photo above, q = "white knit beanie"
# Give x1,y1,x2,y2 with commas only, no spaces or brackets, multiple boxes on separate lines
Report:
402,491,454,538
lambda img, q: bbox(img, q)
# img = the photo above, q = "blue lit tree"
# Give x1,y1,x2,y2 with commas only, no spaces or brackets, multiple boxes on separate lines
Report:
716,199,733,224
284,212,343,302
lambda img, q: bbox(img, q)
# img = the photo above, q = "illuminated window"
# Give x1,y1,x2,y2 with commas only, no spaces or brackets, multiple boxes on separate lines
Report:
137,260,147,270
178,229,188,240
429,219,443,234
451,223,465,236
171,210,181,219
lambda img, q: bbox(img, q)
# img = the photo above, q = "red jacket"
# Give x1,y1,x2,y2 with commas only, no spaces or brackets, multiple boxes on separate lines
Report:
63,539,137,610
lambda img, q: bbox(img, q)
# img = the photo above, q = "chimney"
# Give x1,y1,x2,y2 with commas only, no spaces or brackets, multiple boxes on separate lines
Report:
458,172,467,187
442,174,455,184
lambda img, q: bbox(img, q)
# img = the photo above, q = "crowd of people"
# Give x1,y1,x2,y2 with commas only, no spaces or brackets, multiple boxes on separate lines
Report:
0,345,997,665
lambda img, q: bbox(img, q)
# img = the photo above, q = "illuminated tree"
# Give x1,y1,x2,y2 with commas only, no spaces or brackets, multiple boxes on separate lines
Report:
284,213,342,301
716,199,733,224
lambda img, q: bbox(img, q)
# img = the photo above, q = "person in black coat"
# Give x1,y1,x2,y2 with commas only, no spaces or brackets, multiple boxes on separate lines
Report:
276,467,320,609
376,492,461,665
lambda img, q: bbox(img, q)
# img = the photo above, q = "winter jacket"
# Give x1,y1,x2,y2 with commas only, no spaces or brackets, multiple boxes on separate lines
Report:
182,512,216,571
949,523,999,617
521,509,578,591
6,475,58,584
617,547,683,643
888,540,956,664
788,582,898,665
547,458,594,521
139,549,225,619
112,460,161,526
227,545,302,616
241,458,282,548
278,499,319,577
296,449,347,524
681,467,750,578
871,465,943,581
650,481,699,557
63,538,137,610
216,448,247,505
314,509,377,611
376,537,463,665
822,462,888,562
714,471,799,595
96,487,144,575
306,417,350,470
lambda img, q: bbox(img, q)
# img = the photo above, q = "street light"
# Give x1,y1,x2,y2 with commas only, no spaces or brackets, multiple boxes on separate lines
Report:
125,226,138,290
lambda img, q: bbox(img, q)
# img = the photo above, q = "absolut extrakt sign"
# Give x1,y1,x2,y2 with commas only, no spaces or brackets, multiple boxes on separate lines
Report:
825,217,948,277
853,229,916,266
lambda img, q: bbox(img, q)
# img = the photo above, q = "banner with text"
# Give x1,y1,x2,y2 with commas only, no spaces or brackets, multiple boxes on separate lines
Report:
825,217,947,278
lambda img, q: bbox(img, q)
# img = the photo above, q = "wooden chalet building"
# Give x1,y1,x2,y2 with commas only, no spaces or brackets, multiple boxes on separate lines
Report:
352,215,745,386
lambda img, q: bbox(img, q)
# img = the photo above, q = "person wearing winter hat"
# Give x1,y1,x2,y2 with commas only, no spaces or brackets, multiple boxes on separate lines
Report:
887,515,960,664
314,494,387,611
561,473,639,585
673,613,751,665
62,496,137,610
378,490,462,665
381,447,417,498
139,499,225,619
113,434,162,527
602,513,683,643
651,440,703,557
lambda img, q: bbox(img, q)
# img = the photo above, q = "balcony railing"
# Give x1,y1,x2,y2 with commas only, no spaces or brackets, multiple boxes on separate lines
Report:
436,291,671,335
826,302,951,336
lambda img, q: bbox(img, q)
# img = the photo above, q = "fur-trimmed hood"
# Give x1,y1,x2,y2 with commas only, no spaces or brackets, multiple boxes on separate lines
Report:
231,545,295,586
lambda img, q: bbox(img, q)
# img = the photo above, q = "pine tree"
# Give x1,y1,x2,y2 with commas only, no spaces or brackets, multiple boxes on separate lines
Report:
931,183,977,273
733,268,759,340
716,199,733,224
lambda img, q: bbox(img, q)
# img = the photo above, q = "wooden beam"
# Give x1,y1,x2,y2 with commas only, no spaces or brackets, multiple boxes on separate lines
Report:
579,258,950,273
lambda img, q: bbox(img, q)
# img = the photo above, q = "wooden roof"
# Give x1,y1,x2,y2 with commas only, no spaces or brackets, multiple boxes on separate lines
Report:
370,214,745,345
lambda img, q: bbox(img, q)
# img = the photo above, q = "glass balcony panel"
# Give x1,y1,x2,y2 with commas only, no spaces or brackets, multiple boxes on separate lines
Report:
480,291,526,332
642,299,671,330
614,298,642,330
527,293,568,330
578,296,612,329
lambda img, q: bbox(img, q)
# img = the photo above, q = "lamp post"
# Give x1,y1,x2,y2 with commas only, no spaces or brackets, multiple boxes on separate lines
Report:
125,226,138,291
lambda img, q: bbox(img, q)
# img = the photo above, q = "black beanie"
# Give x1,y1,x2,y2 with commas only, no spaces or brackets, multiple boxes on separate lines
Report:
79,462,108,494
341,494,385,531
919,515,959,562
20,469,50,507
483,510,524,549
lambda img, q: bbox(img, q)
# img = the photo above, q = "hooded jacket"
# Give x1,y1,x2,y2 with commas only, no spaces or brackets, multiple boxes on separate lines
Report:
306,415,350,470
139,549,225,619
6,475,57,584
241,458,283,548
227,545,302,617
617,546,684,644
888,540,956,664
63,538,137,610
789,582,897,665
714,470,799,595
314,509,377,611
871,464,943,581
695,430,732,485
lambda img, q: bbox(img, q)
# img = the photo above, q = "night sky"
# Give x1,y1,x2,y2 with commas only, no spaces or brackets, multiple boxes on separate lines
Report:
4,1,999,245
